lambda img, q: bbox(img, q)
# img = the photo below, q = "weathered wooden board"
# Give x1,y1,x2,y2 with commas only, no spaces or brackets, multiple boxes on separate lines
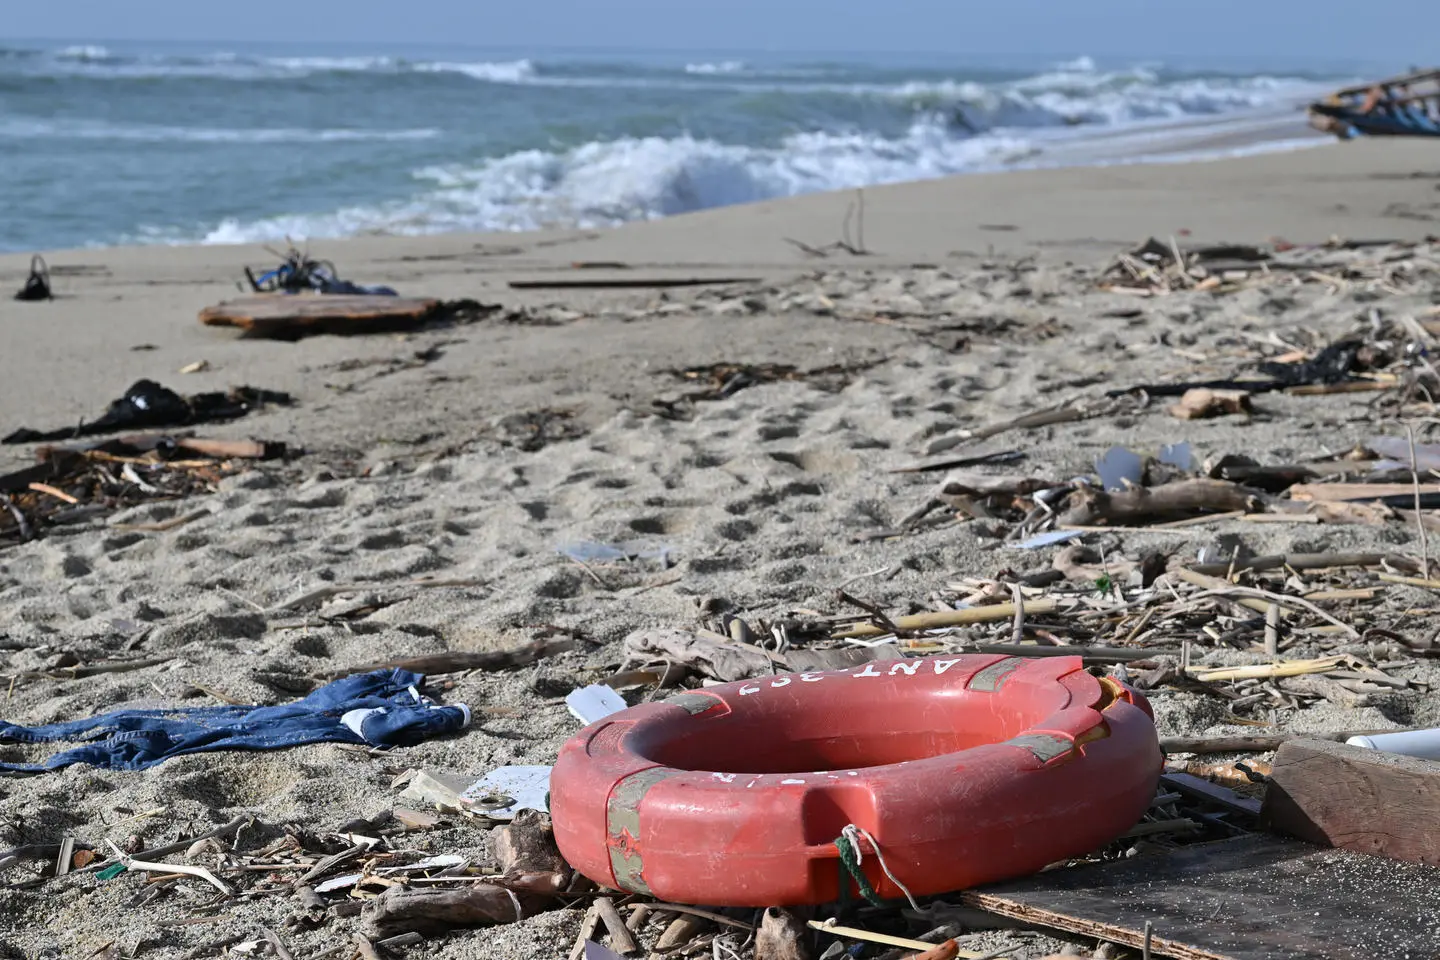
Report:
1260,737,1440,866
200,294,441,339
508,276,760,290
959,835,1440,959
1287,482,1440,508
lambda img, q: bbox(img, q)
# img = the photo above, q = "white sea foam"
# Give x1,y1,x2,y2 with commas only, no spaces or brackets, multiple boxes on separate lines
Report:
417,59,536,83
685,60,747,75
194,122,1056,243
54,45,111,62
192,100,1329,247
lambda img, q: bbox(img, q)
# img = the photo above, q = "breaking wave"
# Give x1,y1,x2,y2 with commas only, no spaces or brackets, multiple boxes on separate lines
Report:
0,43,1346,252
685,60,747,75
196,123,1045,244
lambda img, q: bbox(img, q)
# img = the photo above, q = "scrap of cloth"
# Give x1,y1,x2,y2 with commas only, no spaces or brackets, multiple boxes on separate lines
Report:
0,669,470,774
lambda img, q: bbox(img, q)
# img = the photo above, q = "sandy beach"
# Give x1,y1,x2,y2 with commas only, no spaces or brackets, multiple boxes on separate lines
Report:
1,138,1439,958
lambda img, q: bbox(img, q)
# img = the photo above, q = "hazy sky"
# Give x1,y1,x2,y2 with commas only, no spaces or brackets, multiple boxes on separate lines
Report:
5,0,1436,64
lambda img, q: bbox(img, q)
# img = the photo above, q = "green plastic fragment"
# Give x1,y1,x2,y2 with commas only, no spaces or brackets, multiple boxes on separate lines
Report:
97,863,126,881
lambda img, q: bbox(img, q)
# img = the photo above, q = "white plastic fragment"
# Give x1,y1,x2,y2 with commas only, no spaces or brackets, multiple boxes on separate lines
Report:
565,684,627,725
461,764,553,820
1012,530,1086,550
1346,727,1440,760
313,854,469,894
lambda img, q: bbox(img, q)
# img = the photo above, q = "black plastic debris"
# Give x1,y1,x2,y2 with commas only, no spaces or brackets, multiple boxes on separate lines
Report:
3,380,292,444
14,255,51,302
1255,339,1366,387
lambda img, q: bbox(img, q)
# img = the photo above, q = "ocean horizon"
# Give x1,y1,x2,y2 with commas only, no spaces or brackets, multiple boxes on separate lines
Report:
0,38,1390,254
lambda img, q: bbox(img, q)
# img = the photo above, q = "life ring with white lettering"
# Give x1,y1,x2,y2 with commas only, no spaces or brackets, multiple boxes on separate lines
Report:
550,653,1161,907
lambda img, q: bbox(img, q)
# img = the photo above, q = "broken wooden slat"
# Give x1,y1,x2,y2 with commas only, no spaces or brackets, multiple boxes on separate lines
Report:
199,294,441,340
507,276,760,290
1159,772,1262,817
1260,737,1440,866
960,835,1440,959
1288,482,1440,508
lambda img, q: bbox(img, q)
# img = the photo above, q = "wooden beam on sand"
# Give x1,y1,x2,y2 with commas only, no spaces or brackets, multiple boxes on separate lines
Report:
1288,482,1440,508
200,294,441,340
1261,738,1440,866
959,834,1440,960
507,276,760,290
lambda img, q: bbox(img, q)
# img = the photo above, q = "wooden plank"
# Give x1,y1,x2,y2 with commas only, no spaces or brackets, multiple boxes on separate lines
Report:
199,295,441,340
1288,482,1440,508
1159,772,1262,817
1260,737,1440,866
960,835,1440,959
507,276,760,290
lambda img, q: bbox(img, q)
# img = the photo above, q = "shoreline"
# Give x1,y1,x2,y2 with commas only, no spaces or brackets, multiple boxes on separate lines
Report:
3,138,1438,474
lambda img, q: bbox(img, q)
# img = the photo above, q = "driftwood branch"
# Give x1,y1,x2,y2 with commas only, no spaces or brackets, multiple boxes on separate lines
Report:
1161,727,1426,754
318,638,578,680
361,883,529,939
1061,480,1261,527
494,810,570,896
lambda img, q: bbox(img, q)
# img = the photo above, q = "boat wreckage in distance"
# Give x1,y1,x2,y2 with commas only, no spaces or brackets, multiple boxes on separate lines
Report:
1309,68,1440,139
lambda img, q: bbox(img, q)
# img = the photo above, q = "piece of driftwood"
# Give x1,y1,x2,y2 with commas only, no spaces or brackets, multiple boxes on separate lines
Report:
360,883,526,939
961,834,1440,959
1061,480,1261,527
925,404,1101,455
319,638,577,680
623,629,902,681
1185,551,1415,577
1160,729,1423,754
1261,738,1440,866
887,450,1025,474
35,434,283,462
830,601,1060,640
569,904,605,960
200,294,441,340
594,898,640,956
1168,388,1252,420
268,576,490,616
1288,482,1440,508
494,810,570,895
508,276,760,290
655,914,709,950
934,472,1052,499
85,816,251,872
756,908,813,960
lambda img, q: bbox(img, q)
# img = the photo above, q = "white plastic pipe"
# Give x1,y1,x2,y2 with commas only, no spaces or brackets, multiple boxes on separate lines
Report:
1345,728,1440,760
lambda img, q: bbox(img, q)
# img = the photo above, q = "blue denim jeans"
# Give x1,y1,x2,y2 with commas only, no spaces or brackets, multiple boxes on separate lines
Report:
0,668,469,773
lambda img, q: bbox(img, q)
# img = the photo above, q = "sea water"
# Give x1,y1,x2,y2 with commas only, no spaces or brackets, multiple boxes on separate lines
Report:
0,41,1367,253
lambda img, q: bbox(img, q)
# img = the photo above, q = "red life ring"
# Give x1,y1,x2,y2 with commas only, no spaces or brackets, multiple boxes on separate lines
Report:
550,653,1161,907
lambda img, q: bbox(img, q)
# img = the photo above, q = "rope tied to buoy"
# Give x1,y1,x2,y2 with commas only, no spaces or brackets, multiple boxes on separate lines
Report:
834,823,920,910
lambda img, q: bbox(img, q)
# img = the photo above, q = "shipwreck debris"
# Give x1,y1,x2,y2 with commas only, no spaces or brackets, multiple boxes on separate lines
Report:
1308,68,1440,139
